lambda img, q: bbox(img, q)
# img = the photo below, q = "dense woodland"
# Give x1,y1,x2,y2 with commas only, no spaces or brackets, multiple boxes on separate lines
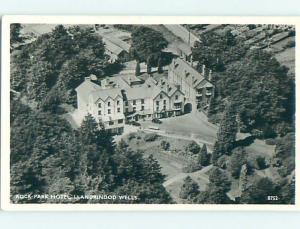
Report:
10,24,295,204
10,24,172,203
178,27,295,204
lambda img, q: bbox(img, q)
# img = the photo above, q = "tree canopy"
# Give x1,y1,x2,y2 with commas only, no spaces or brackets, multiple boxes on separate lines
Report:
130,26,168,63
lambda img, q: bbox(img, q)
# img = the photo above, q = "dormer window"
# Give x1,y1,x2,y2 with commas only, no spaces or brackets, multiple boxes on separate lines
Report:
117,100,120,105
108,101,111,107
98,103,101,108
160,94,163,99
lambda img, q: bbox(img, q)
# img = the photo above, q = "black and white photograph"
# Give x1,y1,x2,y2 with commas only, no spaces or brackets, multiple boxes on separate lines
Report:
1,16,298,210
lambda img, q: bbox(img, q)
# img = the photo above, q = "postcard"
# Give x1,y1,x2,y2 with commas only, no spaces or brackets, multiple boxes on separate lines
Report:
1,16,299,210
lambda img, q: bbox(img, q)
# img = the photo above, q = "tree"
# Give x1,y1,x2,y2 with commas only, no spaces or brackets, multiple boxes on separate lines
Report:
228,147,247,178
240,177,279,204
131,26,168,62
212,102,237,164
209,167,231,192
147,56,152,74
179,176,199,200
192,30,247,72
197,144,210,166
10,23,23,47
160,140,170,151
219,49,293,137
157,57,163,74
185,141,201,154
135,60,141,76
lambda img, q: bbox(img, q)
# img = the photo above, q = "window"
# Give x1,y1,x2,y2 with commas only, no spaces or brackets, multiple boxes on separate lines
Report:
98,110,102,115
160,94,163,99
109,121,114,126
148,114,152,118
133,107,136,112
125,101,128,106
118,119,123,124
156,106,159,112
175,95,179,100
156,101,159,106
108,101,111,107
117,100,120,105
163,100,166,104
108,109,111,114
163,105,166,110
141,106,144,111
125,108,129,113
133,100,136,105
117,107,121,113
98,103,101,108
141,99,144,104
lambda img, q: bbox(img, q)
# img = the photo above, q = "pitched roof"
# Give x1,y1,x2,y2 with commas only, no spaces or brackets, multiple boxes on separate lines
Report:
178,43,192,56
164,25,200,47
90,88,122,102
103,38,126,56
169,58,206,87
124,84,161,100
75,80,102,103
103,35,131,52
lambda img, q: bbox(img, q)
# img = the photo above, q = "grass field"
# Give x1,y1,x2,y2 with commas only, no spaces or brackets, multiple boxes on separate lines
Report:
275,46,295,73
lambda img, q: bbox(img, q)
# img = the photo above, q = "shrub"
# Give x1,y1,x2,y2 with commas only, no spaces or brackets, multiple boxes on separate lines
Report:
216,155,230,169
256,156,267,170
179,176,200,200
182,161,202,173
288,30,295,36
185,141,201,154
284,40,295,48
144,133,158,142
160,140,170,150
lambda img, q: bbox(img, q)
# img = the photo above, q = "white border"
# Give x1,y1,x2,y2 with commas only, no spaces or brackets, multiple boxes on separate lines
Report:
1,15,300,211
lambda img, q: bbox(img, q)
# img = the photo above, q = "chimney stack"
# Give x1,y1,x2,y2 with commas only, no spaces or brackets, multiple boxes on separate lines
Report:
209,70,212,81
202,64,206,76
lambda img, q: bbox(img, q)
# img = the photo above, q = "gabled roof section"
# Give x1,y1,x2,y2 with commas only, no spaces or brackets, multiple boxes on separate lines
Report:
103,38,126,56
90,88,123,103
103,35,131,53
194,79,214,88
75,80,102,103
169,58,206,87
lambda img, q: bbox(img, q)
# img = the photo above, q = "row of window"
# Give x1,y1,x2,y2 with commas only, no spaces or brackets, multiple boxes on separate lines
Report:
98,107,121,115
103,95,181,108
108,119,124,126
125,99,145,106
98,100,121,108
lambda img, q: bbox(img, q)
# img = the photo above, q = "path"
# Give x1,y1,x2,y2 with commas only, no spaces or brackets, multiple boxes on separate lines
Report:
163,165,212,187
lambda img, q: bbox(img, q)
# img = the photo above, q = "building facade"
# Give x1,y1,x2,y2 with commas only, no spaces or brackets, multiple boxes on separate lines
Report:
168,57,214,112
75,57,214,134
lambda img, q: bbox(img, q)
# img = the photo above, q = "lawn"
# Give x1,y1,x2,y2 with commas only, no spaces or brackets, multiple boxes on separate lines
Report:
122,131,213,203
275,46,295,73
139,112,218,150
